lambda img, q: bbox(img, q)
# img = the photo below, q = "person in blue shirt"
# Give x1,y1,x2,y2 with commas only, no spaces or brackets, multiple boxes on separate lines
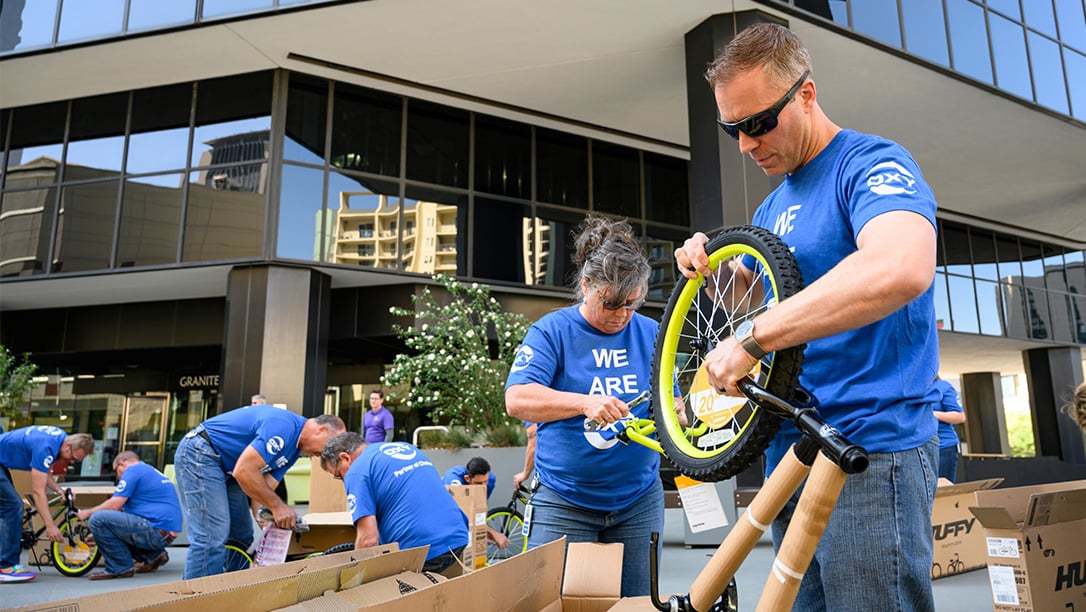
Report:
0,427,95,583
932,378,966,482
505,214,686,598
441,457,496,499
319,432,469,573
675,23,940,611
76,451,183,580
174,406,345,578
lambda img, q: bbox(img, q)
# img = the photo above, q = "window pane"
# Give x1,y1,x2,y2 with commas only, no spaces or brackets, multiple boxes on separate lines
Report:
994,233,1022,282
989,15,1033,100
202,0,272,20
852,0,902,47
645,226,687,300
1042,245,1067,291
1072,294,1086,343
0,0,58,52
986,0,1020,20
537,128,588,209
947,0,993,84
405,100,468,188
276,164,324,261
1067,50,1086,120
116,174,184,267
969,228,998,281
183,163,266,261
947,274,979,333
1056,0,1086,51
128,83,192,175
1048,291,1074,342
1002,282,1029,338
473,197,529,283
592,141,639,218
6,102,66,181
1028,32,1070,113
644,153,689,226
66,92,128,175
933,271,951,330
902,0,950,66
53,181,119,273
940,220,972,276
533,207,584,288
1025,286,1050,339
285,74,327,166
329,174,400,269
402,185,466,276
474,115,530,199
331,83,401,177
1022,0,1058,37
976,279,1004,335
192,72,273,167
127,0,197,31
57,0,124,43
0,187,58,276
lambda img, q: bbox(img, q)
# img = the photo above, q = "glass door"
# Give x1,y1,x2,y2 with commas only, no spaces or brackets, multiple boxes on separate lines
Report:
121,393,169,469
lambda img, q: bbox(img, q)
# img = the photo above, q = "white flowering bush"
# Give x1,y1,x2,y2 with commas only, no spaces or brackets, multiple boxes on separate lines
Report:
382,275,531,432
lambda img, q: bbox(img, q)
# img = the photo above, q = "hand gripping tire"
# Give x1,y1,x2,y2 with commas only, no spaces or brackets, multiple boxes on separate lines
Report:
50,516,102,577
651,225,805,481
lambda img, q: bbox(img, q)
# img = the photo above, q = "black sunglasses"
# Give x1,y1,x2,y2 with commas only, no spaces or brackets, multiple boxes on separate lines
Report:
716,70,809,140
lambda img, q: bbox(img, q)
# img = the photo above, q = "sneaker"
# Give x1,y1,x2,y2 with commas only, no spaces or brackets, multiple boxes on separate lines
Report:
0,565,37,582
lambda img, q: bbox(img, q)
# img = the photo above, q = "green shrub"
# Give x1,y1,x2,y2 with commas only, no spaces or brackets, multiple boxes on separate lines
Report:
485,423,526,447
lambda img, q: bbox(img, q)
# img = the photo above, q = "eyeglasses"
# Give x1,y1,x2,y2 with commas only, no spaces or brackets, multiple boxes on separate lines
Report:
600,295,645,313
716,70,809,140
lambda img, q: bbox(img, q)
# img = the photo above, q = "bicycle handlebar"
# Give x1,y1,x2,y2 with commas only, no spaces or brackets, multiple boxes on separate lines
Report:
737,377,869,474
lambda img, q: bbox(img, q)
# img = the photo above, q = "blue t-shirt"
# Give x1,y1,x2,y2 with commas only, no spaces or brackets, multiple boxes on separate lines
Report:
344,442,468,561
750,130,940,473
0,426,67,472
113,462,184,532
932,379,963,449
201,405,306,481
504,305,661,511
442,465,496,499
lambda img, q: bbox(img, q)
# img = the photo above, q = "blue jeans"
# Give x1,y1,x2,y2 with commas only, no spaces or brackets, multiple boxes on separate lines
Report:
175,431,254,579
87,510,169,574
772,437,939,611
527,478,664,597
938,445,958,483
0,468,24,567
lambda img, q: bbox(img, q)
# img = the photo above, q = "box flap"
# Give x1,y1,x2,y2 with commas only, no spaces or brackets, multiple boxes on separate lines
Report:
973,479,1086,525
969,506,1020,530
935,477,1003,498
303,511,356,526
329,571,446,607
339,546,428,590
1024,487,1086,526
562,542,624,598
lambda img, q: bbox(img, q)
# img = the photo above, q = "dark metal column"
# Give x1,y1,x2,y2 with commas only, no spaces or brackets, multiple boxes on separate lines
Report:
684,10,786,234
1023,347,1085,464
220,264,331,417
960,372,1010,456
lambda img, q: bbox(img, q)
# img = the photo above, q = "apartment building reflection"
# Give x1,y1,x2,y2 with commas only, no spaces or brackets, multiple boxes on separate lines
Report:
332,191,456,274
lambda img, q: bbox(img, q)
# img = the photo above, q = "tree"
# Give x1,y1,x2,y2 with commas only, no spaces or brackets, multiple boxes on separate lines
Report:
382,275,531,432
1,345,38,420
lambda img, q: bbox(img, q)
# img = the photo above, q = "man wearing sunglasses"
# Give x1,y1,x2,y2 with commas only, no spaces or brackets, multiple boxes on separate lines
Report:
675,23,940,611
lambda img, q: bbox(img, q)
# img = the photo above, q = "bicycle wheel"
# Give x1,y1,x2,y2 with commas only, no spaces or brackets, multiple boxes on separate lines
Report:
485,508,526,565
224,541,254,572
651,225,805,481
320,542,355,556
50,516,101,577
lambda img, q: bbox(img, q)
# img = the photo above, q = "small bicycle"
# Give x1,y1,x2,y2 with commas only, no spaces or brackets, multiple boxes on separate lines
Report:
21,488,102,577
484,484,531,565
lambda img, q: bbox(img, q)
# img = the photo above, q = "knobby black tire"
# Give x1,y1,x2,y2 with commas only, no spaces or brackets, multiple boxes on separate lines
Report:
50,516,101,577
651,225,805,481
322,542,355,556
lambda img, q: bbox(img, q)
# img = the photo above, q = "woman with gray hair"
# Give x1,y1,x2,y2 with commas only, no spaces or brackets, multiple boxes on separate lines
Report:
505,214,685,597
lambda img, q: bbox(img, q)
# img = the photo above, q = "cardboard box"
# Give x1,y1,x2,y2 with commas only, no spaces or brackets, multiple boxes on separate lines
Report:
930,477,1003,579
446,483,488,570
970,480,1086,611
296,511,358,554
308,456,347,513
561,542,624,612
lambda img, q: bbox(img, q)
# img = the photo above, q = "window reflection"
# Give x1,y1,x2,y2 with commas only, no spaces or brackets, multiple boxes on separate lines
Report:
645,228,686,299
1056,0,1086,52
533,208,583,288
0,187,58,277
976,280,1004,335
127,0,197,31
0,0,59,52
902,0,950,66
933,272,951,330
986,0,1020,20
1023,0,1058,38
117,174,185,267
405,100,469,188
940,221,972,276
53,181,119,273
1001,283,1030,339
994,234,1022,281
6,102,66,179
129,83,193,175
192,73,273,167
473,198,529,283
1028,33,1070,113
989,15,1033,100
328,172,400,268
182,164,266,262
947,0,993,84
593,141,639,218
57,0,124,43
474,116,530,199
285,75,327,166
851,0,901,47
402,186,465,275
1068,51,1086,121
947,274,979,333
537,129,588,209
202,0,273,20
277,164,324,261
331,84,401,177
969,228,998,281
67,93,128,175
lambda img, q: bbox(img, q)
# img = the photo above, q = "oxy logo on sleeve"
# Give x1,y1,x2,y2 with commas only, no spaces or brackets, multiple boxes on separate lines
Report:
266,436,286,455
865,161,917,196
346,493,357,515
510,345,534,372
43,454,54,469
115,479,128,494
